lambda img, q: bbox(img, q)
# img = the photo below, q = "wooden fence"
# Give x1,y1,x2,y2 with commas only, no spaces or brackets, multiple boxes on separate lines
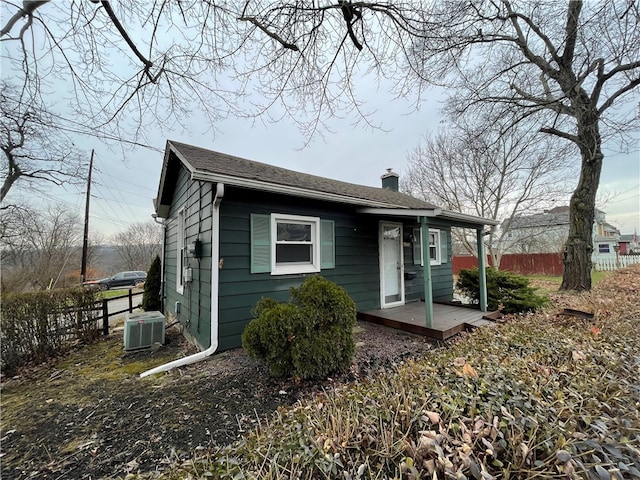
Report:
454,253,640,275
72,289,143,335
98,289,144,335
453,253,564,276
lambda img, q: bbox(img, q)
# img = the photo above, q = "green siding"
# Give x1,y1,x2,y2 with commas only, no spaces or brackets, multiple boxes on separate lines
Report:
163,172,460,352
217,190,381,349
162,161,214,350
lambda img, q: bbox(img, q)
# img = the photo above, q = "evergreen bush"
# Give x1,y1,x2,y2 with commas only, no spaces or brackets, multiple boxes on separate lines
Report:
456,267,549,314
142,255,162,311
242,276,356,379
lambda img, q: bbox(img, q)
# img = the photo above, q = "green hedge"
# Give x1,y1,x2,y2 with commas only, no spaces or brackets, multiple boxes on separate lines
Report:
242,276,356,380
1,287,101,375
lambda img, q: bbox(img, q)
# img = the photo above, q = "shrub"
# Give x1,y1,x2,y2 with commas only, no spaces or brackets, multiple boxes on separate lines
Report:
142,255,162,311
242,276,356,380
1,287,101,375
457,267,549,314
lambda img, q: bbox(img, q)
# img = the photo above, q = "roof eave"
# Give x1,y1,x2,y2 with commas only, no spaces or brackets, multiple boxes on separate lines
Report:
439,210,501,227
357,208,498,227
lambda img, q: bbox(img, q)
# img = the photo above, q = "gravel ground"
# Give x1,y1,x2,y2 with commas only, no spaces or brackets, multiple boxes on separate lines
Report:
1,321,440,479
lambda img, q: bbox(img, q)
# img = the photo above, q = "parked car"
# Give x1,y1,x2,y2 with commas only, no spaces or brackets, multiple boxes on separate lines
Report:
84,271,147,290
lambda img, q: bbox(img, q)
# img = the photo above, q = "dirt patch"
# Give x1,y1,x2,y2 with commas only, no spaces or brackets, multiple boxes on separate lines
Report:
1,322,438,479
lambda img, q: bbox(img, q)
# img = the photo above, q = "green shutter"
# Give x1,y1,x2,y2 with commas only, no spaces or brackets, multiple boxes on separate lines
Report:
413,227,422,265
320,219,335,269
251,214,271,273
440,230,448,263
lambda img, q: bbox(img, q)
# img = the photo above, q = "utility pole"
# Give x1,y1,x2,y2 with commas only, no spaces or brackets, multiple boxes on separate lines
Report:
80,150,94,283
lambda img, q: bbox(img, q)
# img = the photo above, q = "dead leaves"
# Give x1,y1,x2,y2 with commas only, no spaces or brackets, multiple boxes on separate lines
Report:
453,357,479,378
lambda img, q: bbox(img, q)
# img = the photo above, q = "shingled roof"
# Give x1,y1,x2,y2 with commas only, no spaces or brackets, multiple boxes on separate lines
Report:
156,141,499,227
161,140,437,210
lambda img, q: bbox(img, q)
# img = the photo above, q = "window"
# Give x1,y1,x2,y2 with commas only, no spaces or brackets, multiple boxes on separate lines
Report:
176,208,186,293
251,213,335,275
413,227,446,266
272,214,320,275
428,231,440,264
598,243,610,254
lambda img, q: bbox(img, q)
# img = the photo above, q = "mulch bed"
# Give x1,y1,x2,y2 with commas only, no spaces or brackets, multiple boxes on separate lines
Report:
1,321,440,479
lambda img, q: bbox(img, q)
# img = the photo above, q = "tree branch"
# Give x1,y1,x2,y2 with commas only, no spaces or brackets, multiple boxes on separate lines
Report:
539,126,578,143
0,0,49,38
597,76,640,115
560,0,582,68
98,1,158,82
238,15,299,51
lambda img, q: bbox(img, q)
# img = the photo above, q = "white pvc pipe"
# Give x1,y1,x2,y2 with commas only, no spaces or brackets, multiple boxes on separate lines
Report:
140,183,224,378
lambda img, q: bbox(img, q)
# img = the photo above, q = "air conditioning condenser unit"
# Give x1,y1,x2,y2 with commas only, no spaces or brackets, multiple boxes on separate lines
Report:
124,311,165,351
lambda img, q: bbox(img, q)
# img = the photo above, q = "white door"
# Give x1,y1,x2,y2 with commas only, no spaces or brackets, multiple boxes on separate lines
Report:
380,223,404,307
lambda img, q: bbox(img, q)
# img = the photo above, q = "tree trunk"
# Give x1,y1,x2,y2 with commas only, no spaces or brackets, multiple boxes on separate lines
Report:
560,107,603,291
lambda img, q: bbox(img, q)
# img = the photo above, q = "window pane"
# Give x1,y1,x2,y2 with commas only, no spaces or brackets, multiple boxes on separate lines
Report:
276,244,312,263
277,222,311,241
383,226,400,240
430,246,437,260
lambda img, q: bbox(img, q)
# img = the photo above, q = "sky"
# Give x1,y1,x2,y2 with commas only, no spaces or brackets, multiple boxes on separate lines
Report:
54,99,640,240
42,80,640,240
2,4,639,241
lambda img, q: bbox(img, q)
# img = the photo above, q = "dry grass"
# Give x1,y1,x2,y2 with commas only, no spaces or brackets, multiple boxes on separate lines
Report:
137,266,640,480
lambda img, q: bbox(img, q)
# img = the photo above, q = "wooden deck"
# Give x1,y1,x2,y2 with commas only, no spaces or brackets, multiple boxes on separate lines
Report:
357,302,499,341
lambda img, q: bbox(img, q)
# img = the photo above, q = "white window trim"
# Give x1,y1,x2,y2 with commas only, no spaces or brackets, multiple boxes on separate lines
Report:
416,227,442,266
176,208,185,294
270,213,321,275
428,230,442,265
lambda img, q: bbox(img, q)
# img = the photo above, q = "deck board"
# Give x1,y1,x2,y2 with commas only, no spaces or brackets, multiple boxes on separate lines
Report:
357,302,496,341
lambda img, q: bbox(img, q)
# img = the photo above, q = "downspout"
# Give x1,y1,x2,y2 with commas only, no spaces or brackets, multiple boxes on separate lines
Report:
141,183,224,378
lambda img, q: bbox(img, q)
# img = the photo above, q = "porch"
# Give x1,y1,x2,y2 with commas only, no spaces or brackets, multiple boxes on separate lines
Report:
357,301,499,341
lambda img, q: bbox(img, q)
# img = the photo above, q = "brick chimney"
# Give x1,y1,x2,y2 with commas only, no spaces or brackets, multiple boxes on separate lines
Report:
381,168,399,192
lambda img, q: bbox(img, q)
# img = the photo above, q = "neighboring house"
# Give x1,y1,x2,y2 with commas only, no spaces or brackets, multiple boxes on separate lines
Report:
504,206,621,262
503,206,571,254
592,209,622,261
143,141,498,375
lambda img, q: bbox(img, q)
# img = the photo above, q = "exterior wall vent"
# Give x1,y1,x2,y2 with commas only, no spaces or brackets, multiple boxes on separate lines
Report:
124,311,166,351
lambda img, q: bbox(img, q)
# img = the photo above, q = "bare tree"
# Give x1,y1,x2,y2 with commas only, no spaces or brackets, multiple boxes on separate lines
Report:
0,204,82,292
111,221,162,272
402,114,575,267
2,1,638,291
425,2,640,290
0,2,241,141
1,82,86,202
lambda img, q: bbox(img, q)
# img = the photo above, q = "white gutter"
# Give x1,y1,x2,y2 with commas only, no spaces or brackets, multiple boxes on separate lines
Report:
357,207,441,217
140,183,225,378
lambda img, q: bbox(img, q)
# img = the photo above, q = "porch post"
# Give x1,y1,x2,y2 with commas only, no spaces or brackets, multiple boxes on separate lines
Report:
421,216,433,327
476,228,488,312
